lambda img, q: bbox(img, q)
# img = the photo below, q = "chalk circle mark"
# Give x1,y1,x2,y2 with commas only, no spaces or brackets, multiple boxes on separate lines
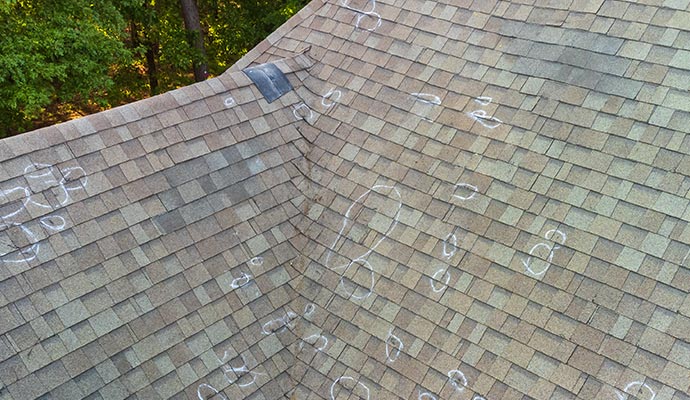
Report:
453,183,478,201
217,352,267,388
230,273,252,289
59,166,88,201
430,269,451,293
249,256,263,266
300,334,328,351
338,258,375,300
522,229,566,277
544,228,567,247
304,303,316,317
261,310,298,335
522,243,554,276
224,96,236,107
40,215,66,231
326,184,402,301
442,232,457,259
325,184,402,270
418,392,437,400
411,93,442,106
447,369,467,392
355,12,381,31
474,96,492,106
615,382,656,400
322,88,342,107
8,163,88,215
0,223,39,263
24,163,55,179
468,110,502,129
330,376,370,400
340,0,381,31
1,187,35,220
0,229,19,261
340,0,376,14
293,103,314,122
262,317,285,335
197,383,228,400
385,328,403,362
681,248,690,267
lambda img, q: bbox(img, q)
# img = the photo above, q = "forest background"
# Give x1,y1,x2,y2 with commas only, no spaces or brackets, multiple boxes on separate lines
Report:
0,0,310,137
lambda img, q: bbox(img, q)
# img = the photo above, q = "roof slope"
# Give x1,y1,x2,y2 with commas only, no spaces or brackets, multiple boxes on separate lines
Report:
2,0,690,399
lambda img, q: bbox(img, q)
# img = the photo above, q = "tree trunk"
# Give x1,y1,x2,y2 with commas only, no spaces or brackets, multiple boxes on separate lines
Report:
145,45,159,96
130,19,159,96
179,0,208,82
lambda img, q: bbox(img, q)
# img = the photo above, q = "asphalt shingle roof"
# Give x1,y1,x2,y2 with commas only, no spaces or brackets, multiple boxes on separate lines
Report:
1,0,690,399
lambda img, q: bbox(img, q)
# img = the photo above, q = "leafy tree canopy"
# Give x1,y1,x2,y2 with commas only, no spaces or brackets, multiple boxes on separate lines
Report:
0,0,310,137
0,0,131,133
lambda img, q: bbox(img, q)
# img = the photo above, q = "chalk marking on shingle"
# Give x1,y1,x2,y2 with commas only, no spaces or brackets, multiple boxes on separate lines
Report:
522,229,566,276
355,12,381,31
338,259,375,299
453,183,478,201
443,232,458,259
681,248,690,267
325,185,402,268
447,369,468,392
197,383,228,400
230,272,252,289
341,0,381,31
262,310,298,335
467,109,502,129
341,0,375,13
322,88,342,107
215,351,268,389
325,185,402,300
418,392,437,400
303,303,316,317
0,223,39,263
385,328,403,362
330,376,370,400
300,334,328,351
411,93,442,105
615,381,656,400
430,268,451,293
1,162,87,263
293,102,315,122
474,96,492,106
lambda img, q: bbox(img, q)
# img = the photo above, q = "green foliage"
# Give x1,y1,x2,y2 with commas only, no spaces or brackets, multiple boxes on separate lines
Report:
0,0,131,135
203,0,311,73
0,0,310,136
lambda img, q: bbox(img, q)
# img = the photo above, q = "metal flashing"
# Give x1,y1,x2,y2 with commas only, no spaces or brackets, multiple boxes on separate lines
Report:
242,63,293,103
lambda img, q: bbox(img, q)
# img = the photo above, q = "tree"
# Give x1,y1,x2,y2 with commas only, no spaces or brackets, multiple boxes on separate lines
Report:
201,0,311,73
179,0,208,82
0,0,311,136
118,0,162,97
0,0,131,135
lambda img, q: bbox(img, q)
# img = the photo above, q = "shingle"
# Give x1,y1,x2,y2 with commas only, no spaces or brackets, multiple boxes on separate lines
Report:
152,210,185,234
596,75,643,99
669,49,690,71
663,90,690,114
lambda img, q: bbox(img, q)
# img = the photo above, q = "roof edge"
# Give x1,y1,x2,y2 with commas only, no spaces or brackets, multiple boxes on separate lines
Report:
228,0,327,72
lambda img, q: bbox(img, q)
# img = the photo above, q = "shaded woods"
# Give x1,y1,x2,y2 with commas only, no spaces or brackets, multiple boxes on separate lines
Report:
0,0,310,136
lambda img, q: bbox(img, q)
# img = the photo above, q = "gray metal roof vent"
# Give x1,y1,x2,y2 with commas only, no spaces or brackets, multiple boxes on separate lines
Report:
243,63,293,103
